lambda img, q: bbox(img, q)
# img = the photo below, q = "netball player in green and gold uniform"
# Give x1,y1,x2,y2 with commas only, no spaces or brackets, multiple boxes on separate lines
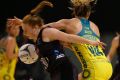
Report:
0,20,19,80
44,0,113,80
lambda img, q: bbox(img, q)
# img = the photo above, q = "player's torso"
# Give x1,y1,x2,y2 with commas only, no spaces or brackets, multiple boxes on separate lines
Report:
36,27,65,60
0,37,18,80
0,37,8,68
71,18,107,69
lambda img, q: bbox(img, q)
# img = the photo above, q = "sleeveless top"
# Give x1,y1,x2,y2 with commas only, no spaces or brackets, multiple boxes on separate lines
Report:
0,37,18,68
36,27,65,61
0,36,18,80
71,18,107,69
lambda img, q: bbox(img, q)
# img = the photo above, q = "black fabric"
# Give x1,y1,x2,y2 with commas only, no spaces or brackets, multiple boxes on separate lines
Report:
36,27,74,80
15,58,51,80
15,40,51,80
36,27,65,61
49,57,74,80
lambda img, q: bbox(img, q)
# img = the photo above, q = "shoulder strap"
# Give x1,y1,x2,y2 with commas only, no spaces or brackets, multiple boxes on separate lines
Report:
37,26,51,42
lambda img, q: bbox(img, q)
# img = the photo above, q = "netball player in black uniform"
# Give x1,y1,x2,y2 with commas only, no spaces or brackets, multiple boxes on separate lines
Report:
14,1,53,80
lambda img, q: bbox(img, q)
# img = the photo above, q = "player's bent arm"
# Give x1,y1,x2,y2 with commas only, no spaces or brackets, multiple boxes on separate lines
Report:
43,28,101,46
107,36,119,61
44,19,69,30
6,37,18,60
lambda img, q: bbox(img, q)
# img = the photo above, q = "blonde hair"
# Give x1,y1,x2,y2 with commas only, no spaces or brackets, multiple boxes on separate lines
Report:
71,0,94,6
71,0,92,17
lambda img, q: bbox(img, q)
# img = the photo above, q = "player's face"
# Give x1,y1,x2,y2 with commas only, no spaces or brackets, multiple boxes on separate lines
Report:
22,24,35,39
9,25,20,37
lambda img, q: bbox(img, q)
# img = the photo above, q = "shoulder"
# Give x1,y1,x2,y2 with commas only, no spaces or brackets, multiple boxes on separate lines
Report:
42,27,60,42
90,21,99,30
58,19,71,24
58,18,79,24
43,27,58,34
90,21,100,36
90,21,97,26
7,36,16,44
6,36,16,50
70,18,80,22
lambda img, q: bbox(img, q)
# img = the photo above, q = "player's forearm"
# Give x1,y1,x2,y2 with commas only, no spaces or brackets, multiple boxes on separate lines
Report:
46,22,64,30
107,51,116,61
67,34,91,44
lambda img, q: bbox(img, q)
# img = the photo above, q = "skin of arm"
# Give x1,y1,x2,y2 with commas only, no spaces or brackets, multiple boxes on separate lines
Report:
43,28,101,46
6,37,18,60
107,36,119,61
47,19,101,41
44,19,69,30
7,18,105,47
44,19,105,47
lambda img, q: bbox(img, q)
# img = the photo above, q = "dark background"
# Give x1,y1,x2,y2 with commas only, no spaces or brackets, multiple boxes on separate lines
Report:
0,0,120,32
0,0,119,64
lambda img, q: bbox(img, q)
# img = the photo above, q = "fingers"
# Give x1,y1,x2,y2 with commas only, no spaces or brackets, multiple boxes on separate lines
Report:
99,41,107,46
7,17,22,24
7,18,22,27
98,41,106,49
97,43,104,49
14,16,22,21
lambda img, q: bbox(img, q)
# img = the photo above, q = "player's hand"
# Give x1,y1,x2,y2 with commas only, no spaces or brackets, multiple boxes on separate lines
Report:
7,16,22,27
90,41,106,49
